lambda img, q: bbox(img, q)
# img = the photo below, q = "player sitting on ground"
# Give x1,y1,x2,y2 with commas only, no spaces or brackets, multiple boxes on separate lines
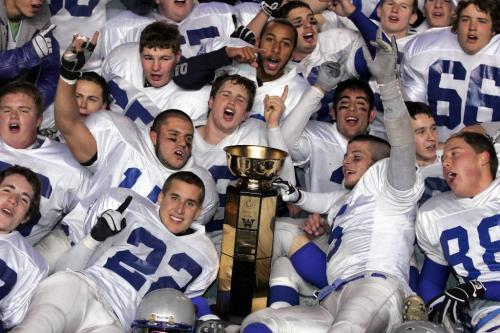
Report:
12,171,219,333
241,31,423,333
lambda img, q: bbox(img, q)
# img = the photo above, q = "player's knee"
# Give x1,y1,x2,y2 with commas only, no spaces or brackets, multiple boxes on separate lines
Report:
270,257,301,288
288,234,310,257
272,218,303,260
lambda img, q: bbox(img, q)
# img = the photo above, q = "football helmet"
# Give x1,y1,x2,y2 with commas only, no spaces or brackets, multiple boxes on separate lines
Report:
131,288,196,333
391,321,448,333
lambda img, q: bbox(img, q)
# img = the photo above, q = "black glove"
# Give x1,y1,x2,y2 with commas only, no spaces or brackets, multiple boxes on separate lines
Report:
230,26,257,46
196,319,228,333
61,35,97,83
261,0,282,17
90,196,132,242
428,280,486,324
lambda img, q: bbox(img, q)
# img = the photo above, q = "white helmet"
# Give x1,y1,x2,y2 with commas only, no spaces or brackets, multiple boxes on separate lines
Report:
131,288,196,332
391,321,449,333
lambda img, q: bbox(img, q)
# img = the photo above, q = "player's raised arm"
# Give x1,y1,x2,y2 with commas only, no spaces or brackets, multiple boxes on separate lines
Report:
281,59,344,161
363,30,416,191
54,33,99,164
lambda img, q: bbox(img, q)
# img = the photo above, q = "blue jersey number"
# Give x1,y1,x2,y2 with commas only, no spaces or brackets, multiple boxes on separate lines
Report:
327,204,348,260
108,80,155,126
104,227,201,292
207,165,236,232
118,168,161,203
427,61,499,130
0,259,17,300
50,0,99,16
440,214,500,280
0,161,53,236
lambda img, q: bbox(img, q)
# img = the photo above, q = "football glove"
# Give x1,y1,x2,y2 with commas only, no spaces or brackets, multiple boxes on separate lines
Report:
272,178,302,203
32,24,56,59
428,280,485,324
261,0,282,17
61,34,97,83
91,196,132,242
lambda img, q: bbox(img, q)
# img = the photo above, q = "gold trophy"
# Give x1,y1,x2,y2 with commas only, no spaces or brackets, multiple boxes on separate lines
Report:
217,145,288,321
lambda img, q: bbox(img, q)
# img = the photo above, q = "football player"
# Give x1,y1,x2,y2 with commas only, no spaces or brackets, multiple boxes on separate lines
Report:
175,19,310,122
401,0,499,140
49,0,154,72
54,35,218,246
416,131,500,332
11,171,219,333
40,71,109,140
0,165,47,330
281,73,376,193
0,81,92,249
101,22,212,127
99,0,236,60
192,73,295,248
241,32,423,333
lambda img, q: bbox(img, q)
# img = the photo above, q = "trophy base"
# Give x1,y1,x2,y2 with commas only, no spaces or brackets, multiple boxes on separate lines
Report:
216,184,277,319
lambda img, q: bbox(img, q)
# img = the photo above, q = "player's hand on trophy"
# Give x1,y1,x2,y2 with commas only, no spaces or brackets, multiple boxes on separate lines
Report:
362,29,398,85
91,196,133,242
32,24,56,59
60,31,99,84
272,178,302,203
302,213,328,238
264,85,288,128
428,280,485,324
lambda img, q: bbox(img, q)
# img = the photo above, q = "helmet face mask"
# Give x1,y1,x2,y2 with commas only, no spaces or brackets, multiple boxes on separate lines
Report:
132,289,196,333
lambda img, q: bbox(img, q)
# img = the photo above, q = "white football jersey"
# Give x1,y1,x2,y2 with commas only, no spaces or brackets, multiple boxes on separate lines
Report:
401,28,500,140
0,138,92,244
325,159,424,291
296,28,364,86
232,2,260,27
418,150,449,206
61,111,218,243
0,231,48,329
101,42,211,128
293,121,348,193
416,178,500,324
199,37,310,122
99,2,236,60
80,188,218,330
253,66,310,121
49,0,112,71
192,119,270,233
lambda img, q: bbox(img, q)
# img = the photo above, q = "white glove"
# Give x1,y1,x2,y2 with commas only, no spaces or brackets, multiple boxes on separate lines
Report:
272,178,302,203
32,24,56,59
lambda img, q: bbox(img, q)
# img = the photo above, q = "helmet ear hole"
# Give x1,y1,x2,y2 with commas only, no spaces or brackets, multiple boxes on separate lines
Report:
132,288,196,332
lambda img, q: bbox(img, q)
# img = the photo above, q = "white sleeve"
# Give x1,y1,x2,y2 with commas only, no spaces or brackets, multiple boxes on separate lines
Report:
281,86,324,164
415,209,448,266
53,235,101,272
296,190,345,215
267,127,296,186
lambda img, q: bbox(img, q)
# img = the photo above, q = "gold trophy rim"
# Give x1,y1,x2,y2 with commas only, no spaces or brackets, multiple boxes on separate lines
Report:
224,145,288,182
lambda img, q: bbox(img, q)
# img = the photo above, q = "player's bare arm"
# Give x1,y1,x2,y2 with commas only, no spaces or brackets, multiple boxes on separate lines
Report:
55,32,99,164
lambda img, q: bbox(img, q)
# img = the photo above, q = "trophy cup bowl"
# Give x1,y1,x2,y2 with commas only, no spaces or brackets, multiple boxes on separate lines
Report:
224,145,288,188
